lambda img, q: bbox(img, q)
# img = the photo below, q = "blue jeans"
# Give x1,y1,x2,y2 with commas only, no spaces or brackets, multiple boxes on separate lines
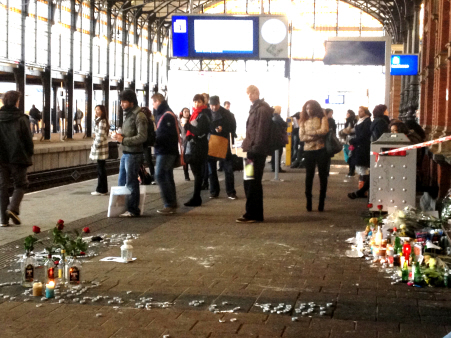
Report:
208,158,235,196
155,154,177,208
118,153,143,216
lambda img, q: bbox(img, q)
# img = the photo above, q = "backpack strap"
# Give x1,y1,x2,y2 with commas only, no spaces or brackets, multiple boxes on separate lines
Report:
156,111,183,148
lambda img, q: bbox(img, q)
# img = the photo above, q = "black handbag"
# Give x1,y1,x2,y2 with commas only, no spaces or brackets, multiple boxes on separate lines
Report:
108,142,119,160
231,154,244,171
183,139,200,164
325,131,342,157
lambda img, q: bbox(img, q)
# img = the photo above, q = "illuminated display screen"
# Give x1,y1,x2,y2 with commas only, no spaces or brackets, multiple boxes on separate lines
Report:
172,15,259,59
390,55,419,76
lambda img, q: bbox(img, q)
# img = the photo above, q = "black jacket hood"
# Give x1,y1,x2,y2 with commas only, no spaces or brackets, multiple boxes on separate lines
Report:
0,106,24,122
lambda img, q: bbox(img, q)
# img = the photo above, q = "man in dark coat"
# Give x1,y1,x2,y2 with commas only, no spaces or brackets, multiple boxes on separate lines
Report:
153,93,179,214
237,85,273,223
0,91,34,226
208,96,237,200
29,104,41,134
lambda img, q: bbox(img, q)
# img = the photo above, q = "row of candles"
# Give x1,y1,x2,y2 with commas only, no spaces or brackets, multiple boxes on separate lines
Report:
32,281,55,298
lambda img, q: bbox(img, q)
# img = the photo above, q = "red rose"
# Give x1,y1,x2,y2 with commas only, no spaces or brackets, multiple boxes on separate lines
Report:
57,219,64,225
79,252,86,256
56,223,64,231
367,203,373,208
82,227,90,234
377,205,383,210
32,226,41,234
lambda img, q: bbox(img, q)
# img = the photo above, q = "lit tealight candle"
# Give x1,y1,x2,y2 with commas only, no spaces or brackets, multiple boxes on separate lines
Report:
32,282,43,297
45,281,55,299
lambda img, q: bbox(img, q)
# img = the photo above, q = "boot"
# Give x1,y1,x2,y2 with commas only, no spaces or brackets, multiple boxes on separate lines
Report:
318,191,326,212
306,193,312,212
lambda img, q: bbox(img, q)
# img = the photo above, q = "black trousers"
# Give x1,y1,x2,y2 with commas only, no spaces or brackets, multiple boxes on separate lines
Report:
190,160,205,203
303,148,329,197
96,160,108,194
183,164,190,179
243,153,266,221
143,146,155,176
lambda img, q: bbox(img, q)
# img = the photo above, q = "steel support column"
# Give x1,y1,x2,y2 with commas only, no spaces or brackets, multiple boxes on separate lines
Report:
85,0,96,138
16,0,28,111
103,1,112,115
66,0,76,139
52,86,58,133
41,0,54,140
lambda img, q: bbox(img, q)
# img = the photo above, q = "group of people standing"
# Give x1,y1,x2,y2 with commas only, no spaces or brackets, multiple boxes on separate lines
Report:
88,89,239,218
342,104,425,200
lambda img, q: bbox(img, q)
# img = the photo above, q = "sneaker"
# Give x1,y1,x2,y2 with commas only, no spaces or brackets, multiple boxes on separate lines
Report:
91,191,108,196
119,211,137,217
236,217,257,223
209,195,219,199
157,207,176,215
6,210,21,225
1,224,9,227
228,194,238,200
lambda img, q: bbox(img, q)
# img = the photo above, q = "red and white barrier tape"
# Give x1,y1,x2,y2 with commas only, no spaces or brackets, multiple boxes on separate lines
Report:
370,135,451,164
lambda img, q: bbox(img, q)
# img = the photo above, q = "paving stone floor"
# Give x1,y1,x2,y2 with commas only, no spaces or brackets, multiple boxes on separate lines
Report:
0,164,450,338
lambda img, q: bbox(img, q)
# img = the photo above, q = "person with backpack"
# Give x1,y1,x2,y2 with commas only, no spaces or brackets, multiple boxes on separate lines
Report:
270,106,287,173
0,91,34,227
29,104,41,135
237,85,273,223
140,107,156,185
89,105,110,196
112,90,148,217
75,109,84,133
299,100,329,212
152,93,180,214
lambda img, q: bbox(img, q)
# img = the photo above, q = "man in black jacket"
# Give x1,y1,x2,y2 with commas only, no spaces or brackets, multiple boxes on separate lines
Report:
237,85,273,223
29,104,41,135
208,96,237,200
0,91,34,227
152,93,179,214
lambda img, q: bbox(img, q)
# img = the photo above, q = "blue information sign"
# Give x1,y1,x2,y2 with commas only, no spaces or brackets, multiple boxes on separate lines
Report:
390,55,419,76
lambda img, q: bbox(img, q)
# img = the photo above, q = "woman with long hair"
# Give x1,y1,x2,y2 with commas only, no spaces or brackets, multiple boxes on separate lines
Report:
179,107,191,181
141,107,155,184
299,100,329,212
182,94,211,206
89,105,110,195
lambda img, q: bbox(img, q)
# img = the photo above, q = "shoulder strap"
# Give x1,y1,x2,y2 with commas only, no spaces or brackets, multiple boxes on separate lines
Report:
156,111,183,146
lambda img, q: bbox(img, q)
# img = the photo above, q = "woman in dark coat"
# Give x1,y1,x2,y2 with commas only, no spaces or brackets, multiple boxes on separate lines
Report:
183,94,210,207
370,104,390,142
347,106,372,199
342,109,357,177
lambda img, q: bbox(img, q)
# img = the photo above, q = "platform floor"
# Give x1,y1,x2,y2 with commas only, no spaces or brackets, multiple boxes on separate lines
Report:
0,163,449,338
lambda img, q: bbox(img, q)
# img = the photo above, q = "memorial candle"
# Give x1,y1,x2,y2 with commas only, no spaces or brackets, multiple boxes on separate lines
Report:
32,282,42,296
45,281,55,299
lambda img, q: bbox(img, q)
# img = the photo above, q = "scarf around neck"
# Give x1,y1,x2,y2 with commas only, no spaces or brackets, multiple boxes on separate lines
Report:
187,105,207,137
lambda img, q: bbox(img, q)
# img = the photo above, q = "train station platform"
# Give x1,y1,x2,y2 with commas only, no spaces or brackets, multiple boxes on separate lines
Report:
0,164,450,338
30,134,107,174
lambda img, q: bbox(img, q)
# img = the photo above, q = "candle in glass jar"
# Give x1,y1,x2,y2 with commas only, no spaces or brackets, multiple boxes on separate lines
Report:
32,282,42,296
45,281,55,298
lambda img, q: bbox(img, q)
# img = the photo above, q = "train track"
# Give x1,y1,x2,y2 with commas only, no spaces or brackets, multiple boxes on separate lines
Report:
26,160,121,193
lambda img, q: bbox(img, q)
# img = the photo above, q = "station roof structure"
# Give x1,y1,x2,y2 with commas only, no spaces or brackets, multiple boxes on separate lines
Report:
105,0,417,43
